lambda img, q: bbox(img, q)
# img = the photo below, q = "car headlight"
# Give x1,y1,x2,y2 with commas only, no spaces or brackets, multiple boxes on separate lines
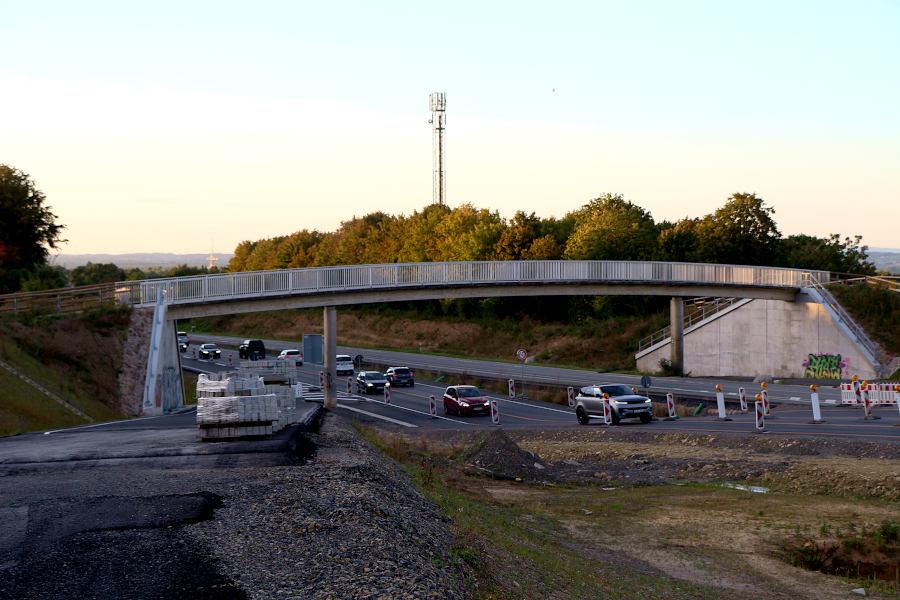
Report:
459,401,469,407
644,398,651,403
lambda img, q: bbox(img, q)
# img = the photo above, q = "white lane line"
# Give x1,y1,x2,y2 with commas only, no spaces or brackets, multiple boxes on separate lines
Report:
341,391,477,426
336,404,418,428
42,411,186,435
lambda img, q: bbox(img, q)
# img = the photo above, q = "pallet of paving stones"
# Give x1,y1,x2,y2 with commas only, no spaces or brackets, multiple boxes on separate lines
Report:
198,423,276,440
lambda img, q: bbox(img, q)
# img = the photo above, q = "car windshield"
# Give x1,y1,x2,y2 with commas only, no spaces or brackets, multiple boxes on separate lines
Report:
392,368,411,376
284,350,299,355
365,373,383,380
336,355,351,362
201,344,216,350
457,387,483,398
177,332,186,337
600,384,633,397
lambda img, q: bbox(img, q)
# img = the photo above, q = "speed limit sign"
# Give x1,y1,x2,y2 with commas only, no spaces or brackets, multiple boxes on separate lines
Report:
516,348,527,361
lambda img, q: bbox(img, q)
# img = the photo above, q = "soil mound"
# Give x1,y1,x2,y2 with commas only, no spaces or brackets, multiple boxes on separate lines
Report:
463,429,549,481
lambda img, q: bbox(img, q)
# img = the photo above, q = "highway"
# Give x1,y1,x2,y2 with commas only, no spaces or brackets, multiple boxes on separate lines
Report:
181,339,900,442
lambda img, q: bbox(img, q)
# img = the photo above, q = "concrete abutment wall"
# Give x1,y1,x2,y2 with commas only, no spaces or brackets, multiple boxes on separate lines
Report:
636,295,879,380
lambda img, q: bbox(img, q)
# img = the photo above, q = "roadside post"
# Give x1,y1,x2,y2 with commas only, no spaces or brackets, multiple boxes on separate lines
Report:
384,383,391,405
895,385,900,417
809,384,825,424
738,387,747,413
490,398,500,425
429,395,436,418
664,392,679,421
602,393,612,426
852,375,862,406
228,354,233,367
319,371,324,388
862,381,880,420
715,384,732,421
566,386,576,408
347,378,352,395
754,393,767,433
516,348,527,399
508,379,515,399
760,382,772,417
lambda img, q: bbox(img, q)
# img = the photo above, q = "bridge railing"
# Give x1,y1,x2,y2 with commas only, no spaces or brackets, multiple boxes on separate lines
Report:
112,261,829,308
0,283,119,316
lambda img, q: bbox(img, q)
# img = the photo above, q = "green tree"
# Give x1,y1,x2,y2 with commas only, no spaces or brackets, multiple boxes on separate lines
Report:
494,211,542,260
693,193,781,265
432,204,504,262
69,262,126,286
20,264,68,291
564,194,658,260
0,165,66,293
657,218,700,261
779,234,875,274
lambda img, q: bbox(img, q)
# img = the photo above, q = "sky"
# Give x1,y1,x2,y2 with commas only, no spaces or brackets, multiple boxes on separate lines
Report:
1,0,898,254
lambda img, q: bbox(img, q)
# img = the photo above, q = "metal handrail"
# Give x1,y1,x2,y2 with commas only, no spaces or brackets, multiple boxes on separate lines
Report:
108,260,828,309
807,277,882,364
637,297,744,352
0,282,119,316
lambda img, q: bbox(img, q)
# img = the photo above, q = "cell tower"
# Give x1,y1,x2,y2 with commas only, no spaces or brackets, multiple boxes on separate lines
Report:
428,92,446,205
207,246,218,270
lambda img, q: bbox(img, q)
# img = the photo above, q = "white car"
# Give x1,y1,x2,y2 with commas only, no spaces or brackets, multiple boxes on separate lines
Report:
336,354,354,376
575,384,653,425
277,349,304,366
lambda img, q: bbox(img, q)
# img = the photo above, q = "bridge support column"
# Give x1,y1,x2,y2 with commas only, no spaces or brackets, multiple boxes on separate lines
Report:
323,306,337,409
142,290,184,415
670,297,684,376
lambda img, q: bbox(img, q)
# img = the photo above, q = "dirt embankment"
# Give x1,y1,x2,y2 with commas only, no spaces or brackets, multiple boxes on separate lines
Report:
190,305,667,372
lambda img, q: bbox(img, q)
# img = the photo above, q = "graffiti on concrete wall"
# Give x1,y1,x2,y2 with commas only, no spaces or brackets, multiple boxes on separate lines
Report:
802,353,848,379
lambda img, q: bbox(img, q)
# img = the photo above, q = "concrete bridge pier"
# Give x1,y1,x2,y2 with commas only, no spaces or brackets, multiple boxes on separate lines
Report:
670,297,684,375
323,306,337,409
142,290,184,415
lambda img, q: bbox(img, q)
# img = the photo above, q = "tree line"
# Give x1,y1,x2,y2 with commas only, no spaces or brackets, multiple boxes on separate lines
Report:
227,193,875,275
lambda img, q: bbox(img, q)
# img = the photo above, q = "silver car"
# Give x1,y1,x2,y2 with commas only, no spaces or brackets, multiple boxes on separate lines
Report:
575,384,653,425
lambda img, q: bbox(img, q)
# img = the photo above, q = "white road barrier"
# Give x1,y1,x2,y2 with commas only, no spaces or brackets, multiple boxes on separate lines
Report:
754,394,766,433
715,384,731,421
738,387,747,413
664,392,678,420
490,399,500,425
384,384,391,405
760,383,771,417
809,384,824,424
566,386,576,408
429,395,436,418
602,395,612,426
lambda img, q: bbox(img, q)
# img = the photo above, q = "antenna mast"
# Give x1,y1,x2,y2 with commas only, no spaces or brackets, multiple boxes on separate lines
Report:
429,92,446,205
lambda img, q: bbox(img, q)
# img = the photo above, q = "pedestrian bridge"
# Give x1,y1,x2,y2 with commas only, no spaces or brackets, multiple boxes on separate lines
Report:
117,260,827,319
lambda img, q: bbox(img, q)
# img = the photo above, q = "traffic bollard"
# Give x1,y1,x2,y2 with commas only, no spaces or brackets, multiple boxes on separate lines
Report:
809,384,825,424
347,378,353,395
384,384,391,405
319,371,324,387
761,382,772,417
566,386,576,408
754,394,767,433
895,385,900,417
508,379,515,399
715,384,732,421
602,394,612,426
664,392,679,421
429,395,436,418
738,387,747,413
862,381,880,420
852,375,862,406
491,399,500,425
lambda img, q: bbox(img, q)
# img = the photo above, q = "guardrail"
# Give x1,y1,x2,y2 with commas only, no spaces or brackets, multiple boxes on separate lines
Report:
0,283,118,316
808,277,883,367
112,261,828,308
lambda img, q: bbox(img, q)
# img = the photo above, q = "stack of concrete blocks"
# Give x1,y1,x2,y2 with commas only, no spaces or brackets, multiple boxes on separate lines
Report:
236,360,300,384
196,373,306,440
265,384,301,430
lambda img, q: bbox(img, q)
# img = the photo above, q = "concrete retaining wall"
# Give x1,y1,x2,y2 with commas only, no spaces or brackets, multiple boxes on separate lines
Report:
636,295,878,380
117,308,153,416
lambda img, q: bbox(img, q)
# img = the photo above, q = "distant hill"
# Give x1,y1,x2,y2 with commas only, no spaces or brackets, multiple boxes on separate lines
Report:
870,249,900,275
53,253,233,270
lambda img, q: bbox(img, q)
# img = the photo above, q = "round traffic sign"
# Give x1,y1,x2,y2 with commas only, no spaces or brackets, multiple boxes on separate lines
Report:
516,348,527,361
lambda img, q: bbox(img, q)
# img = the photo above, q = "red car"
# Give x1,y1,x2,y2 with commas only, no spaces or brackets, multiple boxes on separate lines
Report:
443,385,491,416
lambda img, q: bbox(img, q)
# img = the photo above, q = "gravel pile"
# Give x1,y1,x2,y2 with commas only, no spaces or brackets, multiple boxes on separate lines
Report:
188,414,469,599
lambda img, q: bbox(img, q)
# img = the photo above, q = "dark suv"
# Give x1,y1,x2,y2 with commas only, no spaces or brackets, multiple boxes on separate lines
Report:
239,339,266,360
385,366,415,387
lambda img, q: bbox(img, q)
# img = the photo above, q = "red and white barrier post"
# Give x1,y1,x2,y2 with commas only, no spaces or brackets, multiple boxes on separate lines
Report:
895,384,900,417
383,383,391,404
809,384,825,424
508,379,515,398
715,384,732,421
852,375,862,406
754,393,767,433
602,393,613,426
566,386,576,408
862,381,880,420
664,392,678,421
760,382,772,417
738,387,747,413
490,398,500,425
429,395,436,418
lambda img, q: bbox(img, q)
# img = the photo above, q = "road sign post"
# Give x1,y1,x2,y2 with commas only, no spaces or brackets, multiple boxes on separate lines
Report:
516,348,527,400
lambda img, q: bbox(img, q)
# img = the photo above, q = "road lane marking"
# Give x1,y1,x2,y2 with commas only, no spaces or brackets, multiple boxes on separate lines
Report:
42,410,195,435
346,394,477,426
412,381,572,414
336,404,418,428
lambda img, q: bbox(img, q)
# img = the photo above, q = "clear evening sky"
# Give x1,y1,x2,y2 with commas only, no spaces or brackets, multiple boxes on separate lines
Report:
1,1,898,254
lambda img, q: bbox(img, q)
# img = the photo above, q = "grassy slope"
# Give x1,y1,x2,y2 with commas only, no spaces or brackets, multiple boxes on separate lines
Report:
0,307,130,435
187,305,668,373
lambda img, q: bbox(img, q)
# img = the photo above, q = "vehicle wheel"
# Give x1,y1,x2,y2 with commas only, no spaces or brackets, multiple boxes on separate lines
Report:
611,412,621,425
576,407,589,425
640,413,652,424
409,381,415,388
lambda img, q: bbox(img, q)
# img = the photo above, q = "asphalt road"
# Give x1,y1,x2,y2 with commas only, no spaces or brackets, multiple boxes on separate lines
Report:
181,341,900,443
